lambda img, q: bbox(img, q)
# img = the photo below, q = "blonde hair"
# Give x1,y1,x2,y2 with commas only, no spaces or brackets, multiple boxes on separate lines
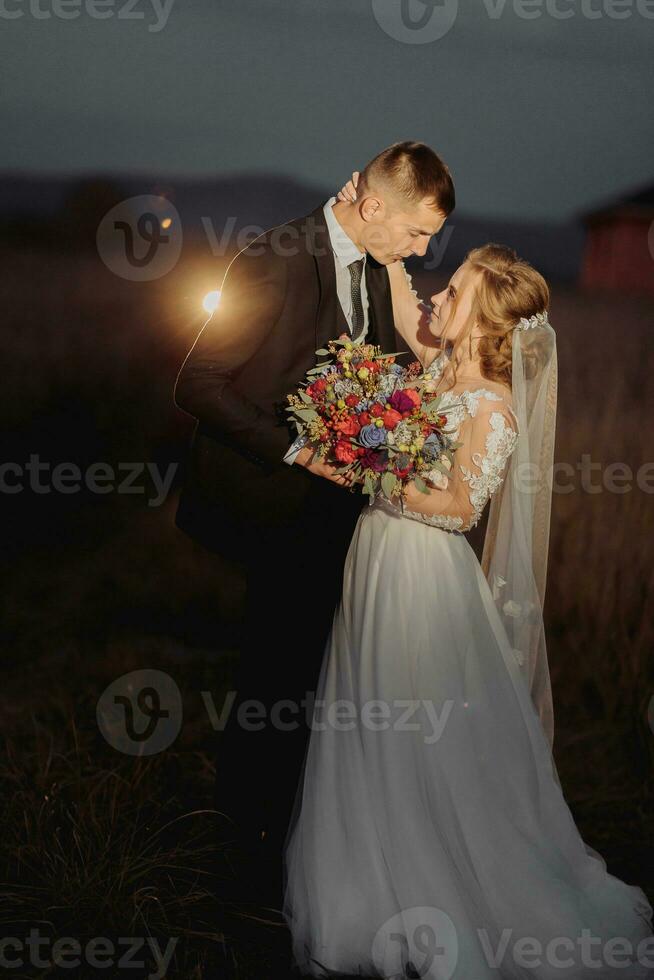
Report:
440,243,549,392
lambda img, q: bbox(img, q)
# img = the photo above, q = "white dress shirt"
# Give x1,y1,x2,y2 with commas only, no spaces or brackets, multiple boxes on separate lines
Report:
322,195,370,343
283,196,369,465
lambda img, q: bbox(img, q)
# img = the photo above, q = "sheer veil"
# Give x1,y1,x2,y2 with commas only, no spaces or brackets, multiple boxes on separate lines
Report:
481,312,558,748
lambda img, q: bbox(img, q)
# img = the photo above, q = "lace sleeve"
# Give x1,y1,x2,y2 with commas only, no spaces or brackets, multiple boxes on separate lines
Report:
400,390,519,532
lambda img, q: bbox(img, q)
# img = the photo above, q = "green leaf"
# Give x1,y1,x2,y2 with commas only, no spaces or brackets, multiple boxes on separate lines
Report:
363,472,376,498
298,390,314,404
413,475,430,494
293,408,319,423
315,348,330,355
381,471,397,500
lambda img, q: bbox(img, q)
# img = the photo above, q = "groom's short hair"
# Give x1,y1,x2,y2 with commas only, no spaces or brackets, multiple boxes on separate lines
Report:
360,141,455,215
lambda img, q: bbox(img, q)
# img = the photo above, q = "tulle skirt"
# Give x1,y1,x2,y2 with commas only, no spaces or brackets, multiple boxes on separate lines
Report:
283,500,653,979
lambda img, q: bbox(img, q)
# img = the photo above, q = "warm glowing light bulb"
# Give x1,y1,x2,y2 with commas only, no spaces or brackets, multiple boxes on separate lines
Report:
202,290,221,314
161,217,172,230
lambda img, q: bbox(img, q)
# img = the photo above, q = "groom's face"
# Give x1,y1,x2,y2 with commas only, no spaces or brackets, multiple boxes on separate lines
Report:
359,195,447,265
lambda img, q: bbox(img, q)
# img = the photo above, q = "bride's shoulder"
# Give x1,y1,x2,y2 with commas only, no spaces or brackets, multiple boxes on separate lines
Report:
461,383,511,412
461,383,519,436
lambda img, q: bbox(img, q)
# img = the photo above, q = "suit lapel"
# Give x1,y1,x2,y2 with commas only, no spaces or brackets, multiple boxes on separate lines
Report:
308,206,409,363
366,260,410,361
308,204,347,353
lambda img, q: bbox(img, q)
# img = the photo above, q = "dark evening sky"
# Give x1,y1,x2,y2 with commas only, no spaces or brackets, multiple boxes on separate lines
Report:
1,0,652,219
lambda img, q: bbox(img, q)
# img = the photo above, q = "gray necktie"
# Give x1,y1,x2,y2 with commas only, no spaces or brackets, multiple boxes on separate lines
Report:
348,258,365,339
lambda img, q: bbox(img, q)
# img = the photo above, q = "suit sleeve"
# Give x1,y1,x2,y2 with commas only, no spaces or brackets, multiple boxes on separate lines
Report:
173,243,292,468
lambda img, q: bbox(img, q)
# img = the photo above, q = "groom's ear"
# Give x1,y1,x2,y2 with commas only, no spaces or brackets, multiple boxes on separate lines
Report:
360,195,384,222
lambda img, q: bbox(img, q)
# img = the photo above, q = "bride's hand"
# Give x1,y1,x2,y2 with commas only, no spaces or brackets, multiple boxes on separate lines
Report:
296,446,357,488
402,480,435,511
336,171,360,204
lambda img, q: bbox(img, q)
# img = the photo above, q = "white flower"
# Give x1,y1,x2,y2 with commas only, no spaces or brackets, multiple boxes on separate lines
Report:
515,311,550,331
426,468,449,490
503,599,522,618
492,574,507,599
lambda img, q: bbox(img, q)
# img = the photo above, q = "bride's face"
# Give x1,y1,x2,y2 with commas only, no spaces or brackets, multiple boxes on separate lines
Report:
429,262,479,343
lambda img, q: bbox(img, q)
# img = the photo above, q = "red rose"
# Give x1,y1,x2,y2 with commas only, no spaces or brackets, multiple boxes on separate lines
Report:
382,409,403,430
307,379,327,399
334,416,361,437
345,394,359,408
334,441,358,464
370,403,385,418
358,411,371,426
404,389,421,409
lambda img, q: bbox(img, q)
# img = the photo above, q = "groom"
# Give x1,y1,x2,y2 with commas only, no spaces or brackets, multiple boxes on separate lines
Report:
173,140,455,903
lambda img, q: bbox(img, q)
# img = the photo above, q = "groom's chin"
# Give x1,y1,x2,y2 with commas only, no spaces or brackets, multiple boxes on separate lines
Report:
366,252,393,269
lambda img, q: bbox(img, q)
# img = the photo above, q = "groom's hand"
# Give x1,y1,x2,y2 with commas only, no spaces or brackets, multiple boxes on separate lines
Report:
295,446,355,488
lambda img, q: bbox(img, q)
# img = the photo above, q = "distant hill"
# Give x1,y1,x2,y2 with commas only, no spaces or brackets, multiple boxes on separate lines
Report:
0,172,584,281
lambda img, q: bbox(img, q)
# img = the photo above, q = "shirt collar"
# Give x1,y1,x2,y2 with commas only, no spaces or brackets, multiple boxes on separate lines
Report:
323,196,366,270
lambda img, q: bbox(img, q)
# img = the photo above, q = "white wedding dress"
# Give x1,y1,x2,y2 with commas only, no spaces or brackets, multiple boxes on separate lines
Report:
283,353,653,980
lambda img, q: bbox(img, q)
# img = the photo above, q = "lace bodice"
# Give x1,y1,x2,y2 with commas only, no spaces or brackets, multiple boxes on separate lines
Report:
375,352,519,533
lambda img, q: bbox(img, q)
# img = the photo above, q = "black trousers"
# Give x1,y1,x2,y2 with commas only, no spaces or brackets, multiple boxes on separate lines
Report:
213,477,363,894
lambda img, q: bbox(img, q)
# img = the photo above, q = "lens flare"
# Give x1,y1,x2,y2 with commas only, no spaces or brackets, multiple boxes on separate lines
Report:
202,290,221,314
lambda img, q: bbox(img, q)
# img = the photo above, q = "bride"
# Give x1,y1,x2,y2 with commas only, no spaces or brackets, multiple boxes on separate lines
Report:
282,196,654,977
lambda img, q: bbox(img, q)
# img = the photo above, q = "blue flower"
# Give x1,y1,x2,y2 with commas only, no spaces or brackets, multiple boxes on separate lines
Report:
360,424,387,449
422,432,444,460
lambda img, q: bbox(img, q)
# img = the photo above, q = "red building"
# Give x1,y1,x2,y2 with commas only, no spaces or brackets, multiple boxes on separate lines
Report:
580,185,654,298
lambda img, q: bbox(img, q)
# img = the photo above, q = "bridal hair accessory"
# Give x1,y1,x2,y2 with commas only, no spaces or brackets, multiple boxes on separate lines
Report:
515,311,550,331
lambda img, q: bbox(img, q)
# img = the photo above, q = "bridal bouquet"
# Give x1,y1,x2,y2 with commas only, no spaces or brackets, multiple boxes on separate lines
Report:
286,339,460,502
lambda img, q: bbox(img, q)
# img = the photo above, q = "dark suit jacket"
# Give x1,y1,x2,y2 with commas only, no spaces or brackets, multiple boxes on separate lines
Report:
173,203,410,559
